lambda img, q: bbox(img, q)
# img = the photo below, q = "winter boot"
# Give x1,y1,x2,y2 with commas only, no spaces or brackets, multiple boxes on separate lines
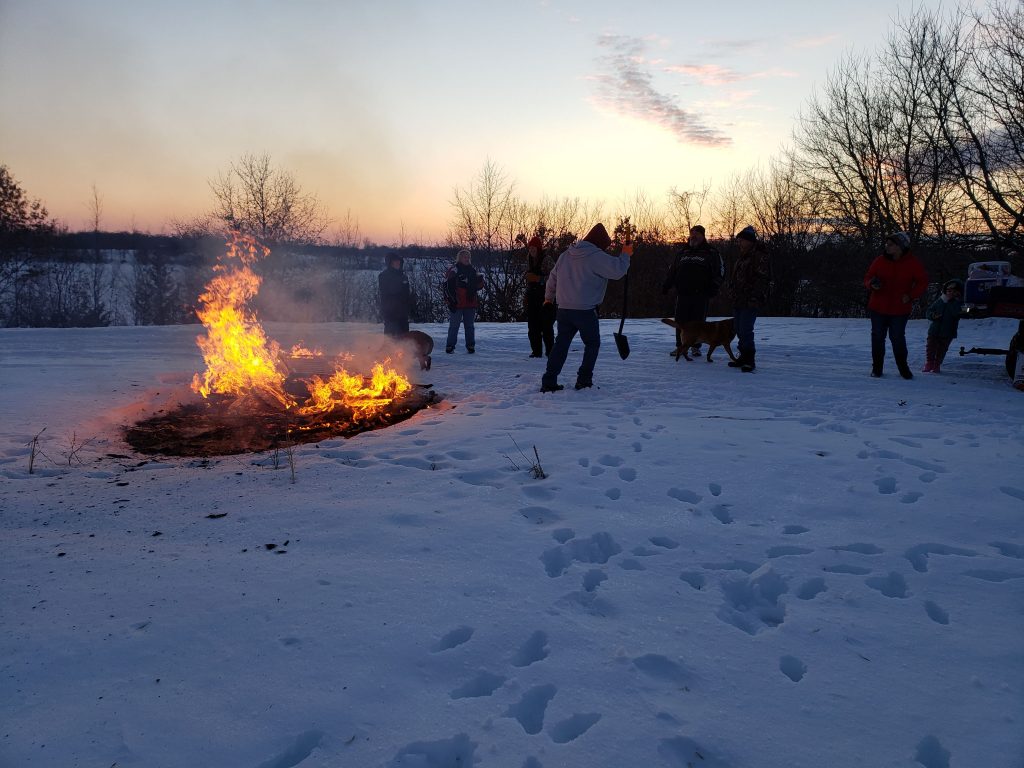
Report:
896,359,914,380
932,363,940,374
740,354,756,373
922,361,934,373
540,383,564,393
728,353,748,369
871,349,884,377
574,379,593,390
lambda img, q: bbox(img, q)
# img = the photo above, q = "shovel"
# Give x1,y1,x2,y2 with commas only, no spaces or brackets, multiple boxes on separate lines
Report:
613,273,630,360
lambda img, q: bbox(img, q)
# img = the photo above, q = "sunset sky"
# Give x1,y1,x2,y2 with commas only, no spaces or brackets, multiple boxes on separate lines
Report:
1,0,965,243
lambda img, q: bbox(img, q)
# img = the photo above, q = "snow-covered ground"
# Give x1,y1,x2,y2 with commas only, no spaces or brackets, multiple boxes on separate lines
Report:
1,317,1022,768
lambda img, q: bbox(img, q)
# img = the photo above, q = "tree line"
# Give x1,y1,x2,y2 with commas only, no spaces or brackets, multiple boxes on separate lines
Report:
1,1,1021,329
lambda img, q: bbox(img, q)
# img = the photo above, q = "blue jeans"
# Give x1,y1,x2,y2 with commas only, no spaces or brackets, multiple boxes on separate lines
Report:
543,308,600,388
734,308,758,359
869,311,909,367
446,308,476,350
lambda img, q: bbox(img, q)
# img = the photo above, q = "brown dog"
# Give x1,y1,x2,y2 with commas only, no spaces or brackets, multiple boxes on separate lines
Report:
661,318,738,363
400,330,434,371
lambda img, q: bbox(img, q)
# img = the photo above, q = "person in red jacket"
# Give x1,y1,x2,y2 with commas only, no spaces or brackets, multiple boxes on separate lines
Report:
863,232,929,379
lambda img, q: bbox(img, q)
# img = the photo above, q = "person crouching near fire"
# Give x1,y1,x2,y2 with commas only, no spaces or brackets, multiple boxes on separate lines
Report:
540,223,632,392
922,279,963,373
864,231,928,379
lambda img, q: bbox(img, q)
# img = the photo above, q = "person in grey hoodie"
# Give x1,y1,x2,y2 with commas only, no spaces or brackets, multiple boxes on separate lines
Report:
540,223,632,392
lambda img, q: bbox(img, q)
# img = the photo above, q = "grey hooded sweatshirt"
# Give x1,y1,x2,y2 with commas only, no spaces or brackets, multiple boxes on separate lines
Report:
544,241,630,310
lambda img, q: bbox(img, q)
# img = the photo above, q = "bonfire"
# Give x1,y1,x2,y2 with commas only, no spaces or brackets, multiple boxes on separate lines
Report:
125,234,435,456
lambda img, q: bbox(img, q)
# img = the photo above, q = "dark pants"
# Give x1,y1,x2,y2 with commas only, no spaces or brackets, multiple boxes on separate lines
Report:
869,311,909,371
926,334,953,367
383,316,409,337
543,308,600,388
527,300,555,356
734,308,758,360
446,308,476,350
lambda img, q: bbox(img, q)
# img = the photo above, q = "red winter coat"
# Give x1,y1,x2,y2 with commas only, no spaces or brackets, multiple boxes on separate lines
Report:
863,253,928,316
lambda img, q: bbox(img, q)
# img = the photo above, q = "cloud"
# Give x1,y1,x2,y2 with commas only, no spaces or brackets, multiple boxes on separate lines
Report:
665,63,798,87
592,35,731,147
791,34,839,49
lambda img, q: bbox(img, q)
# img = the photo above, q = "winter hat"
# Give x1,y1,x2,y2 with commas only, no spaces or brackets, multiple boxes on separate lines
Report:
456,249,471,261
690,224,706,235
735,225,757,243
527,235,543,252
386,252,402,267
886,232,911,251
583,223,612,251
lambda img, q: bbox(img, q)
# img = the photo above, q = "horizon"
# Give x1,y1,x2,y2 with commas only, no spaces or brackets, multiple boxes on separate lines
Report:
0,0,980,243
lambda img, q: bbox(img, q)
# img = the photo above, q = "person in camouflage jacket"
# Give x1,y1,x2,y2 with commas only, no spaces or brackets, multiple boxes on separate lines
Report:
726,226,771,372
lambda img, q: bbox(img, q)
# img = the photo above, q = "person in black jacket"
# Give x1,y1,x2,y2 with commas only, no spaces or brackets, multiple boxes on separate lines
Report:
662,225,723,356
524,235,555,357
378,253,411,337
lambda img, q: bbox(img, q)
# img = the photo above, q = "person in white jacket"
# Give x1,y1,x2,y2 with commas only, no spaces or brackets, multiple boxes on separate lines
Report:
540,223,632,392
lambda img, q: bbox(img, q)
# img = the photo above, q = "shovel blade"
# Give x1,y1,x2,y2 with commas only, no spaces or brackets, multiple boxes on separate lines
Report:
613,332,630,360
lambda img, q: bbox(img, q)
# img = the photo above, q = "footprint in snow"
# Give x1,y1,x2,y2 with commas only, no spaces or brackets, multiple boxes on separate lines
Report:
779,655,807,682
905,543,977,572
711,504,734,524
924,601,950,625
783,525,809,535
512,630,550,667
874,476,898,494
796,577,827,600
433,626,474,652
865,571,909,598
582,570,608,593
505,684,557,735
549,713,601,744
649,536,679,550
708,482,722,496
598,454,624,467
999,485,1024,502
668,487,702,504
618,467,637,482
392,734,476,767
605,488,621,500
679,571,706,590
915,735,951,768
901,491,923,504
259,730,324,768
518,506,561,525
450,671,506,699
766,545,813,558
990,542,1024,559
824,564,872,575
831,543,883,555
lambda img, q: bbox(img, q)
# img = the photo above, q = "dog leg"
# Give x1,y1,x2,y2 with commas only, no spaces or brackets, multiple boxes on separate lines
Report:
723,342,738,362
706,344,716,363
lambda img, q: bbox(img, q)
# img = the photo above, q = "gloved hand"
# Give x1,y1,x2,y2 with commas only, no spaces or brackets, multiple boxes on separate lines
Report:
621,243,633,257
543,299,554,307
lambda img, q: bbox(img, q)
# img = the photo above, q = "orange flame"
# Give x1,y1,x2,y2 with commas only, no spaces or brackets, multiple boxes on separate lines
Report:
298,361,413,418
191,233,412,419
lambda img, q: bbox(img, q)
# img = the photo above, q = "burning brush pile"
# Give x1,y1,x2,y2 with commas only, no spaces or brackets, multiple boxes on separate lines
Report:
126,235,436,457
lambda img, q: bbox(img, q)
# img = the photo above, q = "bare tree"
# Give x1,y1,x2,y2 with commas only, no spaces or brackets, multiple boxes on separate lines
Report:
200,153,330,245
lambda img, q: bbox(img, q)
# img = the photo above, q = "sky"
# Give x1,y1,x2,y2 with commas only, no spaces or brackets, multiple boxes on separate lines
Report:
0,0,967,243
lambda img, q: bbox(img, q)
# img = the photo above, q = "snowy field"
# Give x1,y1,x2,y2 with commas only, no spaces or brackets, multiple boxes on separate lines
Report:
1,317,1022,768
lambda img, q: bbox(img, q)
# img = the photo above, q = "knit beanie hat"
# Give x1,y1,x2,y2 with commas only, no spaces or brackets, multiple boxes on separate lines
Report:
736,225,757,242
887,232,911,251
583,223,612,251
